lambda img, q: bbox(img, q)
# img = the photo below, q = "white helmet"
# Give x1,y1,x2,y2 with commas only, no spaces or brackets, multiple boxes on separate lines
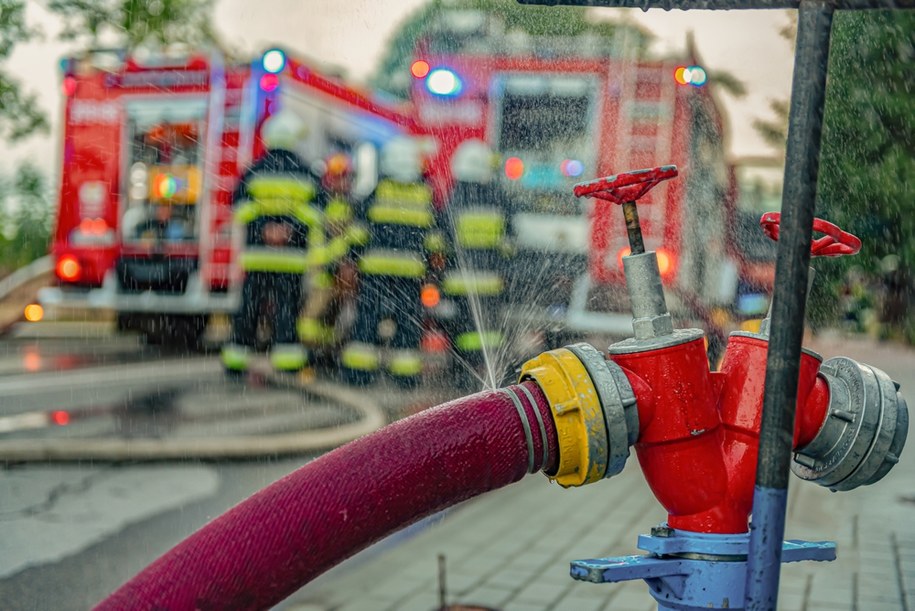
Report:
379,136,422,183
451,139,494,184
261,110,308,152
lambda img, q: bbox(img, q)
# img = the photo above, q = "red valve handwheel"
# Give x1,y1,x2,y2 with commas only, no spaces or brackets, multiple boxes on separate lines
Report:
573,165,678,204
760,212,862,257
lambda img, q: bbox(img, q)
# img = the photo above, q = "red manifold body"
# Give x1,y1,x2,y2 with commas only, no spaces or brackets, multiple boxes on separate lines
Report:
611,333,830,533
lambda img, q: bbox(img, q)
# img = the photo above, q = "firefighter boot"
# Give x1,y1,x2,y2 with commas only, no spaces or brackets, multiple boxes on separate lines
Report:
221,343,250,379
269,343,308,373
340,341,380,386
387,348,423,389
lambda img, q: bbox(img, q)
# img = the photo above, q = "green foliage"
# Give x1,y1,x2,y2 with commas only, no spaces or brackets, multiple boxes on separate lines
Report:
707,69,746,98
811,10,915,336
371,0,653,98
752,12,794,154
0,0,224,144
0,162,53,275
0,0,48,141
752,98,789,151
48,0,224,50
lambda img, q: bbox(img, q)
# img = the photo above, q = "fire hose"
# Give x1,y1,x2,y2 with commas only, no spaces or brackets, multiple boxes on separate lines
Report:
95,381,558,610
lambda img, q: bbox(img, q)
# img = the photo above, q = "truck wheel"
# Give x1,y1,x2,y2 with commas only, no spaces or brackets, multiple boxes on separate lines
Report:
144,315,208,352
115,312,141,333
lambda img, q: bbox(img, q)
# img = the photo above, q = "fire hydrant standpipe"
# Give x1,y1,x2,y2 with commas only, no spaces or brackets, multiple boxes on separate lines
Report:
566,165,907,610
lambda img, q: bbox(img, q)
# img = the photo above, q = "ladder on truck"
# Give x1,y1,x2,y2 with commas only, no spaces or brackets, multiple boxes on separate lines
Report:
197,60,250,311
565,60,678,337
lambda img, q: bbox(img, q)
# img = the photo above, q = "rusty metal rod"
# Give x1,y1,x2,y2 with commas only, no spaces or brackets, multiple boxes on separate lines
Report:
622,201,646,255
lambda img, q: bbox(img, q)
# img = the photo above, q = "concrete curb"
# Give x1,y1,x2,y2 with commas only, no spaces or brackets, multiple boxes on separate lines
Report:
0,256,52,302
0,378,386,463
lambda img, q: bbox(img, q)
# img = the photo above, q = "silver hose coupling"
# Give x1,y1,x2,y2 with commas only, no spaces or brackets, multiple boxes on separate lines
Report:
792,357,909,492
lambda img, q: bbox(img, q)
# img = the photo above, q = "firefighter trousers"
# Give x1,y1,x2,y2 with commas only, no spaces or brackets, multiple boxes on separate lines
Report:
221,271,308,374
232,271,302,346
341,274,422,384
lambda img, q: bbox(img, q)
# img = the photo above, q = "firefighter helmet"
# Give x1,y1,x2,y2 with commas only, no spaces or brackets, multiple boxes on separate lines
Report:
451,139,495,184
323,152,353,193
261,110,308,152
379,136,422,183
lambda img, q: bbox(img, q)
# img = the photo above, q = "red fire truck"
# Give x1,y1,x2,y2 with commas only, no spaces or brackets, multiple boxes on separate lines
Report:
408,15,740,341
40,47,414,347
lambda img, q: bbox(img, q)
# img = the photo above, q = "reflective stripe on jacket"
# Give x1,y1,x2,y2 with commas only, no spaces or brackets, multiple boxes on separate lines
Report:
357,249,425,278
454,207,506,250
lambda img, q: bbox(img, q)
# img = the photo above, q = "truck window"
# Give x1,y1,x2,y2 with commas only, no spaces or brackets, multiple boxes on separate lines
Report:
499,93,590,152
122,100,207,245
494,75,596,215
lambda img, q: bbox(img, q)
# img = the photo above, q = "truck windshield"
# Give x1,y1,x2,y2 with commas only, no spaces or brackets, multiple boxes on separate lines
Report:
499,93,590,151
122,101,206,245
495,75,596,215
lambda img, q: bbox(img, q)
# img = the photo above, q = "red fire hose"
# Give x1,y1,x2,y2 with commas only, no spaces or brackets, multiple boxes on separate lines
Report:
95,381,557,610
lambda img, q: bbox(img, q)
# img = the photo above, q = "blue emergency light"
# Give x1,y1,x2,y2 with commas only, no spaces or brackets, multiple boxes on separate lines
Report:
262,49,287,74
426,68,463,97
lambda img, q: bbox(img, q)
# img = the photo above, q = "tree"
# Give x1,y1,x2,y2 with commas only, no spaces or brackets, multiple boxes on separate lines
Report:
0,162,53,276
812,11,915,339
0,0,48,141
371,0,654,99
752,12,796,154
48,0,225,51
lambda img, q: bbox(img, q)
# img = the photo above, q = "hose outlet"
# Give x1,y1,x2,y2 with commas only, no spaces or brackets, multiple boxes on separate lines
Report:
520,343,637,487
792,357,908,492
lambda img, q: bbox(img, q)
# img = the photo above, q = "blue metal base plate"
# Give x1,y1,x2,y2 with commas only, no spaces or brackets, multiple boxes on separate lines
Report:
570,526,836,611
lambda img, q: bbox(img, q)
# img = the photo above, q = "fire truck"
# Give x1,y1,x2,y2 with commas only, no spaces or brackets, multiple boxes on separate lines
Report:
408,14,740,342
40,47,413,347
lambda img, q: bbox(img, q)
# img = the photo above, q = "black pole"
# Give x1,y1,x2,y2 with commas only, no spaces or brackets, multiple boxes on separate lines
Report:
745,2,834,608
518,0,915,8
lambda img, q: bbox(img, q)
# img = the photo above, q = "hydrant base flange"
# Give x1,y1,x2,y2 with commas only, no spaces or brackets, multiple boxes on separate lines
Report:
571,530,835,611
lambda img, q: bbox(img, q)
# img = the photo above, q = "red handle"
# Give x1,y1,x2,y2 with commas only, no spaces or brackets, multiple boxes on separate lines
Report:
760,212,862,257
573,165,678,205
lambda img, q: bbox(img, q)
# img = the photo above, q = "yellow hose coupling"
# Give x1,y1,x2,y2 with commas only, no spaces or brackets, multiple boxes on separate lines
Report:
520,347,609,488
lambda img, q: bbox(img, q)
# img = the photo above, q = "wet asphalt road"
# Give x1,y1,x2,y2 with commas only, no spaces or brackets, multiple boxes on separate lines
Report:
0,321,456,610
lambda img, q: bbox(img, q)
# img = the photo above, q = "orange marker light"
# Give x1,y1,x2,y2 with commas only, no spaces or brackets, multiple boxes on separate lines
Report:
656,248,675,279
674,66,688,85
616,247,676,280
616,246,631,270
421,283,441,308
504,157,524,181
24,304,44,322
56,255,82,282
411,60,430,79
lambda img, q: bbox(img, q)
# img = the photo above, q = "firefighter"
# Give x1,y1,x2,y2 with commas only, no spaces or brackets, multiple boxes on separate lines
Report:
441,139,513,382
297,152,366,355
340,136,443,387
220,110,324,376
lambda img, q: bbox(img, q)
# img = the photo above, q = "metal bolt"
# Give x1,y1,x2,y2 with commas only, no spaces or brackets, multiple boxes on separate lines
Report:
830,408,855,423
794,452,817,468
650,525,673,538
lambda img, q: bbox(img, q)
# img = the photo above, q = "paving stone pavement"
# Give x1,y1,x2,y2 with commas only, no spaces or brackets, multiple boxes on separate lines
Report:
286,452,913,610
286,335,915,611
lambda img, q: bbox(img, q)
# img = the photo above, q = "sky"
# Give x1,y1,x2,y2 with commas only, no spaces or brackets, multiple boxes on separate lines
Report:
4,1,795,178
